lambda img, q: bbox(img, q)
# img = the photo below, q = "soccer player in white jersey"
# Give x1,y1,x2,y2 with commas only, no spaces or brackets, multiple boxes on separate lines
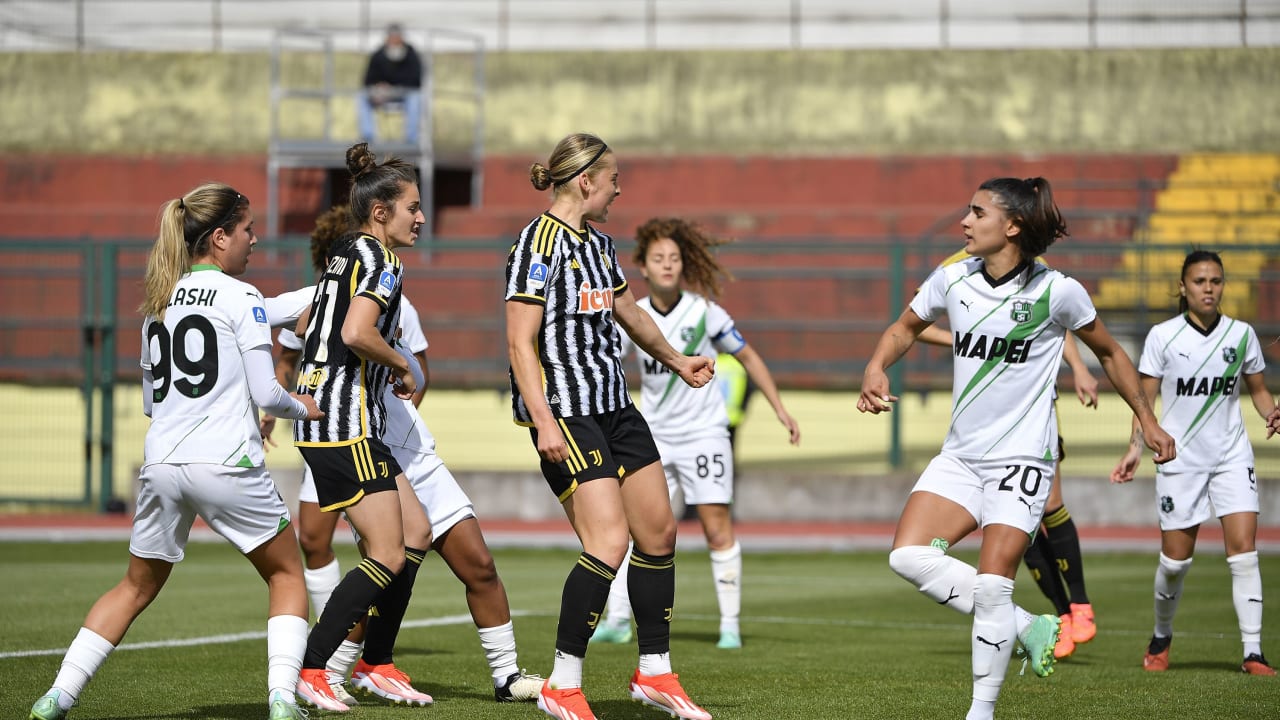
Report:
263,205,542,703
591,217,800,651
918,249,1102,660
507,133,715,720
1111,250,1280,676
859,177,1176,720
29,184,323,720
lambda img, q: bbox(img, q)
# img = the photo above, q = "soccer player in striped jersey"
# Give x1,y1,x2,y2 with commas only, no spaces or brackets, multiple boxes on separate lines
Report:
264,205,543,704
506,133,715,720
29,184,322,720
291,144,434,711
591,217,800,651
1111,250,1280,676
918,249,1102,659
859,177,1175,720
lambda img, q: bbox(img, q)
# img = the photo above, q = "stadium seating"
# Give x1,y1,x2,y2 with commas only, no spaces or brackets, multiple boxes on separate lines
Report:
1095,154,1280,320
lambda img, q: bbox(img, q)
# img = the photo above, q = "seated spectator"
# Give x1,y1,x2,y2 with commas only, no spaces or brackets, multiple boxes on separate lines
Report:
358,23,423,144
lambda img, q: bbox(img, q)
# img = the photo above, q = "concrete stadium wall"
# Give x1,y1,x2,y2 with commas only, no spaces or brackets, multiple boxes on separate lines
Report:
1,48,1277,155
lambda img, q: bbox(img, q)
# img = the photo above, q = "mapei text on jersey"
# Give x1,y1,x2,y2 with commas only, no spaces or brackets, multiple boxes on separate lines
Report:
1176,376,1239,397
952,332,1032,364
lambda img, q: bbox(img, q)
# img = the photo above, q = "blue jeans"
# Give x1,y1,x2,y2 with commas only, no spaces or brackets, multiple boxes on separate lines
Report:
357,89,421,143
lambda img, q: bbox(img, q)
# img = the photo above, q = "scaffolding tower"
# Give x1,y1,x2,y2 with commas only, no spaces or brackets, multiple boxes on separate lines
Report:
266,27,485,240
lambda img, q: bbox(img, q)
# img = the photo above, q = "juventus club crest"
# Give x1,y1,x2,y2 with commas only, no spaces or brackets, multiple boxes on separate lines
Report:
1010,300,1032,324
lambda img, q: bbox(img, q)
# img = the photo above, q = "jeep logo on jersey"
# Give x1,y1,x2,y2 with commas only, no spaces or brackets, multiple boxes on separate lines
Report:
1223,347,1238,364
1010,300,1032,323
952,332,1033,363
577,282,614,313
681,327,696,343
1175,376,1239,397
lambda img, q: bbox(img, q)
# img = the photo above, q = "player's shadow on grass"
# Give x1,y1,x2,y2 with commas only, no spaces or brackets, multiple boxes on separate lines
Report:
590,697,740,718
1162,659,1247,673
96,702,267,720
386,642,455,659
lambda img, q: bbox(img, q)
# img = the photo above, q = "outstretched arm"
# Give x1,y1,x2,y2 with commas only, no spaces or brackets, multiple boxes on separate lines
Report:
734,343,800,445
1242,371,1279,439
1074,317,1175,464
858,308,931,414
613,291,714,389
1110,376,1161,483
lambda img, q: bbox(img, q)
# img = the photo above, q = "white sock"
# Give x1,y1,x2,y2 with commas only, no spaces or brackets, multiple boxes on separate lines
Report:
1154,553,1193,637
970,574,1016,713
638,651,672,677
548,650,583,689
1015,606,1036,638
304,559,341,621
710,541,742,633
888,545,976,614
51,627,115,710
327,640,363,685
966,699,997,720
478,621,519,684
267,614,307,703
603,545,634,627
1227,551,1264,656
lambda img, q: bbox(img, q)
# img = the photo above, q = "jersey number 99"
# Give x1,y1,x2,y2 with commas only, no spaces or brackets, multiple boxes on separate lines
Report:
148,316,219,403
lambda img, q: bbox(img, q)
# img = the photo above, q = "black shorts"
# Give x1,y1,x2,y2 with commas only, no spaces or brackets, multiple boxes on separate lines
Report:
530,404,661,502
298,437,401,512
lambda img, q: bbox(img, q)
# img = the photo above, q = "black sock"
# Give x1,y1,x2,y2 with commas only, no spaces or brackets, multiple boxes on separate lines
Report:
555,552,616,657
362,547,427,665
1023,529,1071,616
629,549,676,656
305,557,396,668
1043,505,1089,604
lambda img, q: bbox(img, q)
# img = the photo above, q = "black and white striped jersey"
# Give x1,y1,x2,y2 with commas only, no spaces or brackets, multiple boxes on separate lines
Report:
294,233,403,445
504,212,631,423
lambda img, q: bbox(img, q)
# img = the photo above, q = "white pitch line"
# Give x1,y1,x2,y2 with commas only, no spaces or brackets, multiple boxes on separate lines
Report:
0,610,544,660
5,608,1240,660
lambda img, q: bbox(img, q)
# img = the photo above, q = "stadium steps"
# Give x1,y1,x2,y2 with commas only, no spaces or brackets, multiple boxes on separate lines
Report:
1094,153,1280,320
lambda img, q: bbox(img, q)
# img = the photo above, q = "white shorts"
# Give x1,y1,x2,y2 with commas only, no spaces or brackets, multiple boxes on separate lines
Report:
655,434,735,506
298,462,318,504
130,464,291,562
1155,465,1260,531
912,454,1054,534
346,447,476,546
393,446,476,540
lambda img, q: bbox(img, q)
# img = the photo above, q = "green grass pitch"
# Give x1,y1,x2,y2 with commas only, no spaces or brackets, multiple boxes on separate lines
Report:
4,541,1277,719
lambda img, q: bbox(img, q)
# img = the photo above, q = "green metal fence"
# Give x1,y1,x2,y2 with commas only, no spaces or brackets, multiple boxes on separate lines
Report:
2,226,1277,507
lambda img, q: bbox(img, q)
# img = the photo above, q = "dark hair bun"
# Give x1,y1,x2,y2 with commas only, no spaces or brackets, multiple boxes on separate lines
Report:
346,143,377,179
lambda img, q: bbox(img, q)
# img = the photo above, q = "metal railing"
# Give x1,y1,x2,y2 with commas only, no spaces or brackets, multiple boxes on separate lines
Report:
2,0,1277,52
2,205,1278,505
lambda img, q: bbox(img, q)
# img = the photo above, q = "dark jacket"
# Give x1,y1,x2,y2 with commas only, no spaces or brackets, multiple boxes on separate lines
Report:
363,44,423,88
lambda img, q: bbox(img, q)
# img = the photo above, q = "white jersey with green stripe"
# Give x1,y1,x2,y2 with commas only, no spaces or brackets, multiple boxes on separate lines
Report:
1139,313,1264,472
911,257,1096,462
621,291,746,442
140,267,275,469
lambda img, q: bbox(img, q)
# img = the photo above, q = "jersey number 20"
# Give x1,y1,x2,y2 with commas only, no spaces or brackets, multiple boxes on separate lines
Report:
148,316,218,403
